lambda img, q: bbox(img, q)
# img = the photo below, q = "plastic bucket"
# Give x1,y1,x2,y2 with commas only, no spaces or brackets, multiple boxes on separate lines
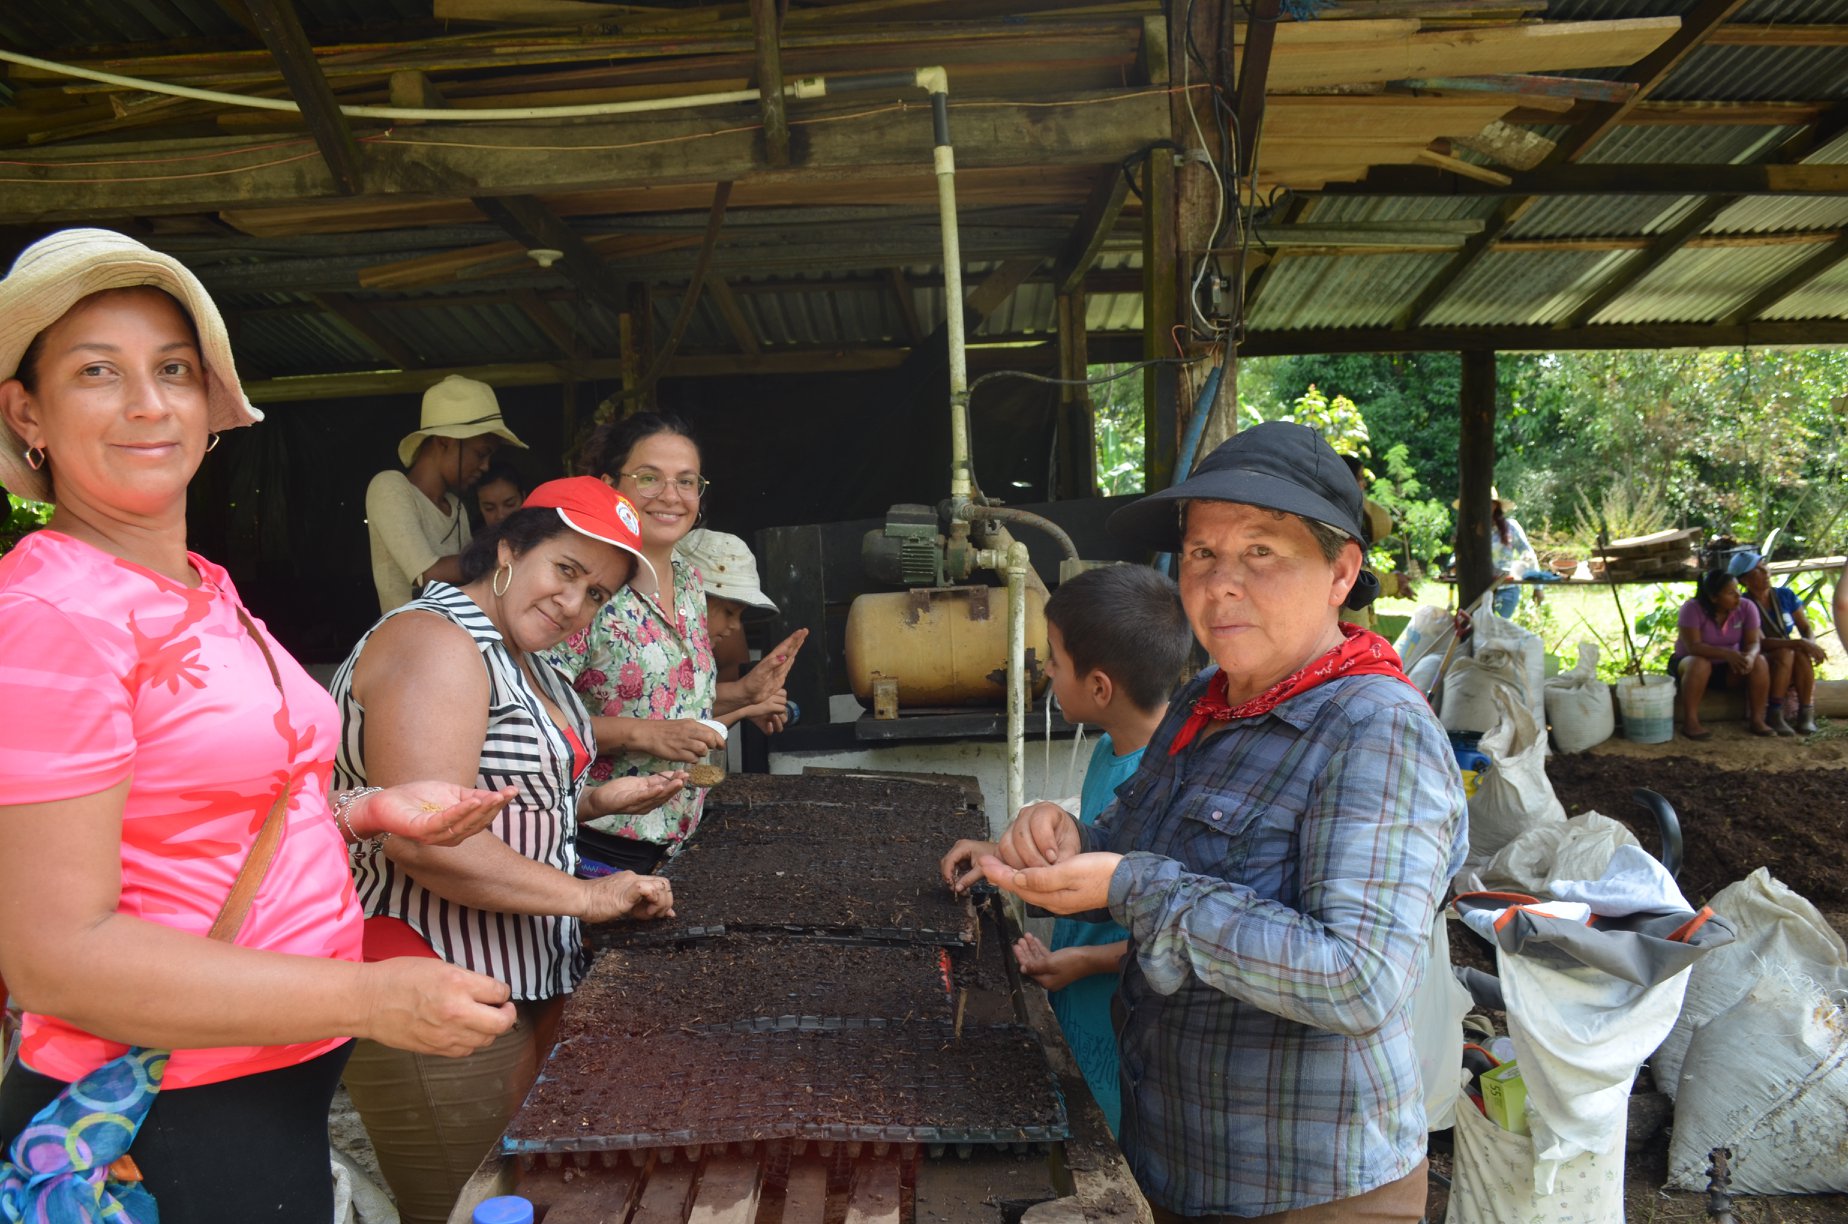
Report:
1616,674,1675,744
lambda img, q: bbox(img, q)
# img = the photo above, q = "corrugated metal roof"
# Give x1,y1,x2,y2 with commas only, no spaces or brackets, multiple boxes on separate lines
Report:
1423,249,1630,325
237,313,373,377
1708,194,1848,233
1590,241,1828,322
1301,196,1502,226
1579,124,1792,165
1758,256,1848,319
1511,194,1706,239
1732,0,1848,20
1246,253,1455,330
1655,45,1848,102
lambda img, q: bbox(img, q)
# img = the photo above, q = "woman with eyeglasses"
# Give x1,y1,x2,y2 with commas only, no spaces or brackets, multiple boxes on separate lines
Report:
547,413,807,874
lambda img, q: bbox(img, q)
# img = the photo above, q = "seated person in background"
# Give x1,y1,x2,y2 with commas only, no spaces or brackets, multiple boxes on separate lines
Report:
940,564,1194,1136
1742,554,1824,735
475,458,529,529
1672,569,1771,740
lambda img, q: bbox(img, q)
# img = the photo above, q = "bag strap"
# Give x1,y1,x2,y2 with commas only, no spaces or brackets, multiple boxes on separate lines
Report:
207,608,293,945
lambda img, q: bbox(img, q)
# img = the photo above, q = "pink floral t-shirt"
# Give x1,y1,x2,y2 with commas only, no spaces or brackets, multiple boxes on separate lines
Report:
546,555,715,853
0,531,362,1089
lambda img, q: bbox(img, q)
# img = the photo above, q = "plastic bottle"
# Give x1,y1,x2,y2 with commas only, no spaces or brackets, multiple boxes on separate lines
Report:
472,1196,535,1224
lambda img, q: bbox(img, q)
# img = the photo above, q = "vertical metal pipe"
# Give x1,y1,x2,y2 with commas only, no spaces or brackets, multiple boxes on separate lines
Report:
1005,540,1030,822
917,69,972,503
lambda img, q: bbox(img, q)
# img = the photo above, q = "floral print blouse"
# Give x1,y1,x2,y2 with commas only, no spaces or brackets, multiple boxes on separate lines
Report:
546,554,716,852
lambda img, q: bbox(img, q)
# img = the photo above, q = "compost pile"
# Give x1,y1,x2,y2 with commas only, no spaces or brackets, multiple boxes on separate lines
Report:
1545,753,1848,909
508,772,1068,1157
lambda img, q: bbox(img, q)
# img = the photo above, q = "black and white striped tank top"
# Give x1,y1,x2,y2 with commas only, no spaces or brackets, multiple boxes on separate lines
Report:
330,581,593,1000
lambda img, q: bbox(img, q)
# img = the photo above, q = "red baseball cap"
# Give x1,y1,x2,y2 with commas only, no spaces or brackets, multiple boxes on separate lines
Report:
522,476,657,590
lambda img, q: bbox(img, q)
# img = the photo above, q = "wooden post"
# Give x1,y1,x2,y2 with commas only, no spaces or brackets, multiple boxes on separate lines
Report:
1457,350,1498,611
1055,289,1096,499
1142,149,1179,493
750,0,790,167
623,284,655,414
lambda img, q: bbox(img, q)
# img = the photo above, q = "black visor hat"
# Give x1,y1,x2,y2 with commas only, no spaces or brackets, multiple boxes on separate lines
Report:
1107,421,1380,610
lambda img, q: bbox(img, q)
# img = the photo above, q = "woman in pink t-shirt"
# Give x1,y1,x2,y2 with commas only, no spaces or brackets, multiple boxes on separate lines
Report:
0,230,520,1224
1670,569,1771,740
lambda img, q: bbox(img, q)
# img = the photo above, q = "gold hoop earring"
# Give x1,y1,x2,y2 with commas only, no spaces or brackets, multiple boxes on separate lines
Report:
205,432,221,453
492,562,513,597
23,445,45,471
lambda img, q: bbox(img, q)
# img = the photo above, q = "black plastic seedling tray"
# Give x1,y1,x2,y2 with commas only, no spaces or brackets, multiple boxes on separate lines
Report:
502,1022,1069,1156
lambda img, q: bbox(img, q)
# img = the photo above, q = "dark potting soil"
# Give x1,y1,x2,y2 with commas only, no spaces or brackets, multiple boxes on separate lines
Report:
654,835,980,943
704,773,979,813
1545,753,1848,908
556,938,957,1042
504,1023,1068,1152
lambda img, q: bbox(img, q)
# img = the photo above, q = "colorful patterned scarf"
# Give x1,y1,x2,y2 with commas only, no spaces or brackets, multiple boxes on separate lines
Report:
2,1047,165,1223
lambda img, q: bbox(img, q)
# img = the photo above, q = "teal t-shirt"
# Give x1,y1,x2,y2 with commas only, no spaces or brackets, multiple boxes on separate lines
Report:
1049,732,1141,1136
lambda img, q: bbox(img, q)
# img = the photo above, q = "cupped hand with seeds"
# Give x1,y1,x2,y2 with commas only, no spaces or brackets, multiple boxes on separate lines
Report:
354,780,521,847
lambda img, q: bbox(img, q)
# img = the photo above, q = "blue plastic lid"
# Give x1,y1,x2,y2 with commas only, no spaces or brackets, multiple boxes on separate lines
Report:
472,1197,534,1224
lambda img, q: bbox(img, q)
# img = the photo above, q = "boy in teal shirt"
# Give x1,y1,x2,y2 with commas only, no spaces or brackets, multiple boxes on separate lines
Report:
942,565,1192,1134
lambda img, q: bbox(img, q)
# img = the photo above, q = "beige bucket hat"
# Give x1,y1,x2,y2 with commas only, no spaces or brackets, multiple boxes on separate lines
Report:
397,374,529,467
677,528,778,614
0,228,259,503
1452,485,1514,511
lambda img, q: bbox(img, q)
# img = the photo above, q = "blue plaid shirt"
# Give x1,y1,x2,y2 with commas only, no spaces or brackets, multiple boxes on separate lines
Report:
1084,668,1468,1218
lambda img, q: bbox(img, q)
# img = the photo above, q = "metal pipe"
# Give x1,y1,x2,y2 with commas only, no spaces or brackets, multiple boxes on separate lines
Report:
957,504,1079,564
0,47,828,121
911,67,973,504
1153,357,1229,574
1005,540,1030,824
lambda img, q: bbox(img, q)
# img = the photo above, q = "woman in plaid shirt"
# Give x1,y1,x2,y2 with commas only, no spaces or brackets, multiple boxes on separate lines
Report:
977,423,1467,1223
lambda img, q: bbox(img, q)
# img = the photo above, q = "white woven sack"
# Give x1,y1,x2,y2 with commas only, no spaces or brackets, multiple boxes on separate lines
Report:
1448,1091,1624,1224
1667,966,1848,1194
1475,612,1548,743
1465,688,1565,864
1652,868,1848,1099
1544,642,1615,754
1480,813,1639,895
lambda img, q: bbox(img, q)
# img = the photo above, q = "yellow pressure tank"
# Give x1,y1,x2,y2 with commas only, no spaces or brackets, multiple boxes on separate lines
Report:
844,584,1050,710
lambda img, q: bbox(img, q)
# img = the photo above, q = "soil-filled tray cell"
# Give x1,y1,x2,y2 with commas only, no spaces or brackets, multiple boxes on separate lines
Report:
704,773,977,813
693,799,986,853
650,836,979,945
504,1023,1068,1154
558,938,956,1041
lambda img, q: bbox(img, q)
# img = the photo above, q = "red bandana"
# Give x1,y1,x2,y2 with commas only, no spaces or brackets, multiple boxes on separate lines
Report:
1169,622,1421,755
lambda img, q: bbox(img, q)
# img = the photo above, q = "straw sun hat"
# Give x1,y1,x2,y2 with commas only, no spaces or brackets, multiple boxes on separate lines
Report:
396,375,529,467
0,228,259,504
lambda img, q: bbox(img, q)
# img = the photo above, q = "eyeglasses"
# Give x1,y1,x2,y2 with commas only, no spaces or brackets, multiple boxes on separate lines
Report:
620,469,710,499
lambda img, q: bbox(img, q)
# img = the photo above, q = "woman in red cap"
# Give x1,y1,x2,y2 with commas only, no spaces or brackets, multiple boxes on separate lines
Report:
328,476,688,1224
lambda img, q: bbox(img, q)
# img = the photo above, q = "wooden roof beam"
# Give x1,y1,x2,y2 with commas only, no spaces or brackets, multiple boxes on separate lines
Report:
1563,104,1848,328
241,0,365,195
472,195,633,319
1399,0,1750,328
750,0,791,168
704,275,761,355
1051,168,1131,295
0,90,1169,223
1238,319,1848,355
1322,163,1848,197
511,289,584,359
1234,0,1283,182
887,269,924,346
305,292,421,369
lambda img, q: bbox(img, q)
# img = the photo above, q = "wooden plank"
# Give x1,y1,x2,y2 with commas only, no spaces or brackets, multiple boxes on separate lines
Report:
630,1161,698,1224
1052,169,1130,295
888,268,924,346
685,1157,762,1224
512,288,585,358
1414,148,1513,186
704,276,760,355
1234,319,1848,355
1704,22,1848,46
1141,148,1178,492
306,292,422,369
1321,162,1848,197
779,1162,832,1224
750,0,790,167
0,91,1171,223
241,0,364,195
1234,0,1282,180
523,1166,641,1224
843,1158,902,1224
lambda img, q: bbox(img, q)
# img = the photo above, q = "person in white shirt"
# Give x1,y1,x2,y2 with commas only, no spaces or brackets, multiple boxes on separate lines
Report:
366,375,526,612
